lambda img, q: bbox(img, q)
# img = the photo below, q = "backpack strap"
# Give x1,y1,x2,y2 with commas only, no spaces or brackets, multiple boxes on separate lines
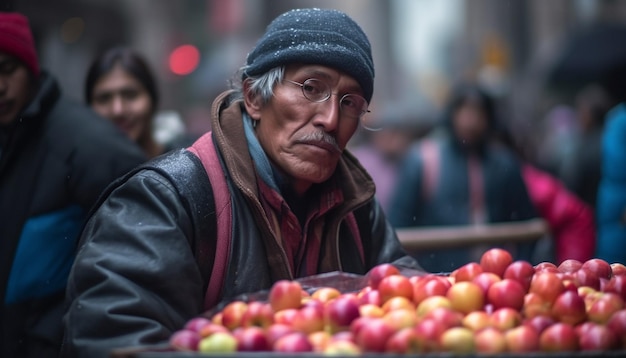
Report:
188,133,233,310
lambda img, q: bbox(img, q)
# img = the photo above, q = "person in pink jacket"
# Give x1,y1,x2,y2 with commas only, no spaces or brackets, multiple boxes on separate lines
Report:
521,164,596,264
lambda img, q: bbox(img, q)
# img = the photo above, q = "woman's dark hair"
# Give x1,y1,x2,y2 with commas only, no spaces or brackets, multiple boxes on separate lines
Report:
85,47,159,110
444,82,496,129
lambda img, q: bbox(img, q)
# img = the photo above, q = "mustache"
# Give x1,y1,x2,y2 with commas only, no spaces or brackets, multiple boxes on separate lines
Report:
296,131,341,152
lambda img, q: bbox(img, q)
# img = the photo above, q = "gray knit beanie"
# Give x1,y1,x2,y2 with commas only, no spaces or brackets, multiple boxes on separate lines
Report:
244,8,375,103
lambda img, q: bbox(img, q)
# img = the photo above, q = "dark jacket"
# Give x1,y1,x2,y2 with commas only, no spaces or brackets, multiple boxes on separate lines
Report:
62,91,420,358
0,72,146,357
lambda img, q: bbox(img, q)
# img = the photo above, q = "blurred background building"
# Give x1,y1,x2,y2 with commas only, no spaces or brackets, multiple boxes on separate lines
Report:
5,0,626,150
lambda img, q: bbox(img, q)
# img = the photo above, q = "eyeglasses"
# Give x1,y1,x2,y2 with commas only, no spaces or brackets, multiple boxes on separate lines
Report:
284,78,372,121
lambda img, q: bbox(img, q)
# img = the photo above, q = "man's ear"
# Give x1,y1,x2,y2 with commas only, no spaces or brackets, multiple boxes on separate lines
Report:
243,80,263,120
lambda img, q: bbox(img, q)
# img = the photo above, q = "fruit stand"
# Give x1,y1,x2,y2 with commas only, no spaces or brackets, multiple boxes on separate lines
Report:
110,247,626,358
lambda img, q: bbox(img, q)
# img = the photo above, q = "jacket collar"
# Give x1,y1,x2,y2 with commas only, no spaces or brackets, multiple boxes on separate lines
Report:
210,90,376,212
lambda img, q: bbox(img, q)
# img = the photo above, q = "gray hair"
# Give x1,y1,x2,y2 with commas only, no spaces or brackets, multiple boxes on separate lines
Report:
231,66,285,105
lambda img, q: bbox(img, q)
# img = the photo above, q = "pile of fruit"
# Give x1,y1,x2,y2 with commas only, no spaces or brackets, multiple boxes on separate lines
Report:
170,248,626,354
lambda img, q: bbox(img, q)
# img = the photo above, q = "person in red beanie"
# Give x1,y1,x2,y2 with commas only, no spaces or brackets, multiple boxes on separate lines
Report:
0,12,146,358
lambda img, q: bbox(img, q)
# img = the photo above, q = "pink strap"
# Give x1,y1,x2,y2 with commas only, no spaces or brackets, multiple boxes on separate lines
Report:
420,140,440,200
188,132,233,310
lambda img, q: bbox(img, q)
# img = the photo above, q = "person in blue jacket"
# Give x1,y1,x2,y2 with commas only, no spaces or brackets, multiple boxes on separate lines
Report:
596,103,626,264
387,83,538,273
0,12,146,357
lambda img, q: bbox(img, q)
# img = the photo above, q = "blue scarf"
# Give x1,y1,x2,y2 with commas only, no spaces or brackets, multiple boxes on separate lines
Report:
242,113,282,193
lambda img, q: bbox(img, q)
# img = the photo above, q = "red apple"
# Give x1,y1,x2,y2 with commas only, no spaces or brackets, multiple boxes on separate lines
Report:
324,295,361,333
383,308,418,331
480,248,513,278
241,301,273,328
220,301,248,330
487,279,525,310
385,327,422,354
522,292,552,318
412,275,450,305
474,327,507,353
587,292,624,324
269,280,303,313
198,323,229,338
292,305,324,334
265,323,296,346
447,281,484,314
503,260,535,291
358,303,384,318
273,332,313,352
578,322,618,351
381,296,415,313
551,290,587,325
505,324,540,352
366,263,400,290
607,309,626,348
582,258,612,280
530,271,565,303
235,326,271,351
349,316,377,339
378,274,413,304
558,259,583,273
357,288,381,306
472,272,501,295
183,317,212,333
523,315,555,335
573,268,601,290
604,275,626,301
534,262,559,273
312,287,341,303
273,308,298,326
539,323,579,352
422,307,463,330
354,317,395,352
611,263,626,276
170,329,200,351
490,307,522,331
450,262,483,282
414,318,446,352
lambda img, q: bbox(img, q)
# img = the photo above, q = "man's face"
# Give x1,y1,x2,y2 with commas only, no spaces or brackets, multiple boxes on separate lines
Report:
244,64,363,195
0,52,33,126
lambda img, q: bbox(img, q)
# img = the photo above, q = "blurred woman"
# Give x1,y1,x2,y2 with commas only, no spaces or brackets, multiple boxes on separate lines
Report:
85,47,166,158
387,83,538,273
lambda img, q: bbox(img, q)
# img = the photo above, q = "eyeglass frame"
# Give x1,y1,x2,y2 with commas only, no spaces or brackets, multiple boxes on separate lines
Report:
283,78,372,120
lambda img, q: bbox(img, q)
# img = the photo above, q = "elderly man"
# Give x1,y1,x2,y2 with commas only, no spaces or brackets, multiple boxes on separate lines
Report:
0,12,146,358
62,8,421,357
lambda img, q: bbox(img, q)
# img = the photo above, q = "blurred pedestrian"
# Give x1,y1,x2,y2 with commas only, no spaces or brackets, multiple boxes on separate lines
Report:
596,103,626,264
350,107,425,212
62,8,421,357
85,47,192,159
496,125,596,264
559,84,612,209
0,12,146,358
387,82,537,273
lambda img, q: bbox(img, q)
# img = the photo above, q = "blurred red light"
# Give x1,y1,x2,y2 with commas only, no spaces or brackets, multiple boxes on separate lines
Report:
169,44,200,75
